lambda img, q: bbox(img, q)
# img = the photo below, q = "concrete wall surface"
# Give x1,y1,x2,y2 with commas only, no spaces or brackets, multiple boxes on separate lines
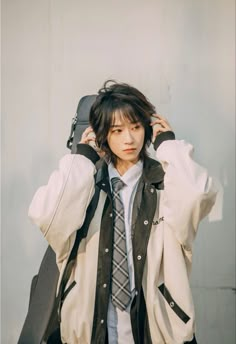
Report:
1,0,235,343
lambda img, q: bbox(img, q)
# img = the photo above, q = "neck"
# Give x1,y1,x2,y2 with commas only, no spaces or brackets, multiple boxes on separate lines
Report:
115,158,139,176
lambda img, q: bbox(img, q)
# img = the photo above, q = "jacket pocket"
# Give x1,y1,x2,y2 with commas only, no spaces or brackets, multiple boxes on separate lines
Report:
158,283,190,324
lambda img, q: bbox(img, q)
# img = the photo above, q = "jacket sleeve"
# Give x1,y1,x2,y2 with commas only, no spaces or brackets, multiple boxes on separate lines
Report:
28,148,99,265
156,139,218,249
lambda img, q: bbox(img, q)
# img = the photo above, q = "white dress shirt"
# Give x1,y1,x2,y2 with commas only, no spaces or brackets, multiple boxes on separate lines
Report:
107,160,143,344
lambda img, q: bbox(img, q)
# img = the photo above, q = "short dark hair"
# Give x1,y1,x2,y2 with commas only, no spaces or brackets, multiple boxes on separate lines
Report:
89,80,156,165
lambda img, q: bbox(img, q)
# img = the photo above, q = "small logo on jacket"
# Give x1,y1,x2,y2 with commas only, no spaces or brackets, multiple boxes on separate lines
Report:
152,216,164,225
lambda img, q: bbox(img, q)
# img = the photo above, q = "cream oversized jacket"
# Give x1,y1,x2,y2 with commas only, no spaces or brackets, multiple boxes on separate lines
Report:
29,139,217,344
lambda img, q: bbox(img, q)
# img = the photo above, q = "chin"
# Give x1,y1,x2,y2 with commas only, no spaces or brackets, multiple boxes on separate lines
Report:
121,155,140,163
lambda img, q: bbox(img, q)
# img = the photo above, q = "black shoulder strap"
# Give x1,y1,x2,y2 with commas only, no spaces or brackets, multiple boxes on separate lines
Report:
69,184,100,259
57,185,100,318
43,185,101,342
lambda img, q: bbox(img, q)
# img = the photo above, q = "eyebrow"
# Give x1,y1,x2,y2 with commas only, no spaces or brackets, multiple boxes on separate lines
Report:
110,124,123,128
110,121,140,128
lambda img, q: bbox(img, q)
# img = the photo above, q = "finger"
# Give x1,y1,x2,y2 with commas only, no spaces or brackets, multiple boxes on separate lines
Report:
153,127,167,135
152,124,172,138
152,114,171,129
81,127,94,140
150,119,168,129
152,127,167,141
151,114,168,126
83,127,93,136
150,119,162,126
87,137,96,143
84,126,93,133
151,113,166,120
151,119,171,131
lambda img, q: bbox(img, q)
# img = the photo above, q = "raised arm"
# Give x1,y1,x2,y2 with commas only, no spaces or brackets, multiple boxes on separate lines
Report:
152,115,218,249
28,145,100,264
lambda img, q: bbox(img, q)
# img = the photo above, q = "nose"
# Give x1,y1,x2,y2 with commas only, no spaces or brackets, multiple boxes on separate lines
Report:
124,129,134,144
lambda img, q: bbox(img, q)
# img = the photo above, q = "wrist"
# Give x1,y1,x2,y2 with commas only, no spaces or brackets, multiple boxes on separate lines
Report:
76,144,100,164
153,131,175,150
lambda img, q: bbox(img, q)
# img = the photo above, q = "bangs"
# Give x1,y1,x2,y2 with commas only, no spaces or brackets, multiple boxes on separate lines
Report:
110,102,146,127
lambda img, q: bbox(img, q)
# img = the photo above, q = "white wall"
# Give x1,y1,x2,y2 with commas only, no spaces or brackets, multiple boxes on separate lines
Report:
1,0,235,343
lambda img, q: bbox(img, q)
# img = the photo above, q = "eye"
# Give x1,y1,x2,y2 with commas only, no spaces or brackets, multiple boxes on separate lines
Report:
132,124,141,130
111,129,122,133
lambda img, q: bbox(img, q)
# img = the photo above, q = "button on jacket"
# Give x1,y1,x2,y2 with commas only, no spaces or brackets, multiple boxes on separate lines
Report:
28,132,218,344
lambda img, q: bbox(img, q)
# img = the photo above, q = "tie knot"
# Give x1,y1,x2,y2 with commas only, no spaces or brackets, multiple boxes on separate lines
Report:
111,177,125,192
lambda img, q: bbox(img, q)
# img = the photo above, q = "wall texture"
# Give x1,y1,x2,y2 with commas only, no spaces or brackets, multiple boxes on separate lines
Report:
1,0,235,343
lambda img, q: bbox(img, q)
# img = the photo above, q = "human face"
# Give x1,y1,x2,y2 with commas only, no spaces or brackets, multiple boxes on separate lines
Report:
107,115,145,174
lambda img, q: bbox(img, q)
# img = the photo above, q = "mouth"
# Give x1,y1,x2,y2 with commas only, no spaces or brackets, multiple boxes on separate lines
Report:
123,148,136,153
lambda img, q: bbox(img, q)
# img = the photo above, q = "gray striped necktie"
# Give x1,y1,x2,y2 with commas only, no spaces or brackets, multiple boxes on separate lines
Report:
111,177,131,311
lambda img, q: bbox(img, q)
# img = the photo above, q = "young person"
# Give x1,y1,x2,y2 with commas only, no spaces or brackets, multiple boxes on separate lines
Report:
28,81,217,344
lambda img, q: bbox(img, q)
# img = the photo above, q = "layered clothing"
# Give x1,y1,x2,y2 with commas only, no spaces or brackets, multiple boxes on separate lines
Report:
29,134,217,344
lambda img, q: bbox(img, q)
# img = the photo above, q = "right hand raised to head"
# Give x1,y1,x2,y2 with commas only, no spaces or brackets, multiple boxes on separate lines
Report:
80,127,105,158
80,126,96,145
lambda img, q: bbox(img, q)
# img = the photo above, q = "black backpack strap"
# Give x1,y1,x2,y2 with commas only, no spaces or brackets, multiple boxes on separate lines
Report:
43,184,101,342
66,113,78,150
58,184,100,314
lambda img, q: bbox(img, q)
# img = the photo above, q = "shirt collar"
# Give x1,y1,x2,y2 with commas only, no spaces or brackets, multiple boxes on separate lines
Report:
108,160,143,189
95,157,164,193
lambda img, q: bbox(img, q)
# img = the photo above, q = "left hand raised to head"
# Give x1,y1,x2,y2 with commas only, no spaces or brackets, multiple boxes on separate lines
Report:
150,114,173,142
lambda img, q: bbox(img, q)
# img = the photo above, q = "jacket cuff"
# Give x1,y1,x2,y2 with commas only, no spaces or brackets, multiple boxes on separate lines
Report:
153,131,175,150
76,144,100,165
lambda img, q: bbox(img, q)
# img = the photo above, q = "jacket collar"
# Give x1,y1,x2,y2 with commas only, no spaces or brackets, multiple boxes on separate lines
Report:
95,157,164,193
